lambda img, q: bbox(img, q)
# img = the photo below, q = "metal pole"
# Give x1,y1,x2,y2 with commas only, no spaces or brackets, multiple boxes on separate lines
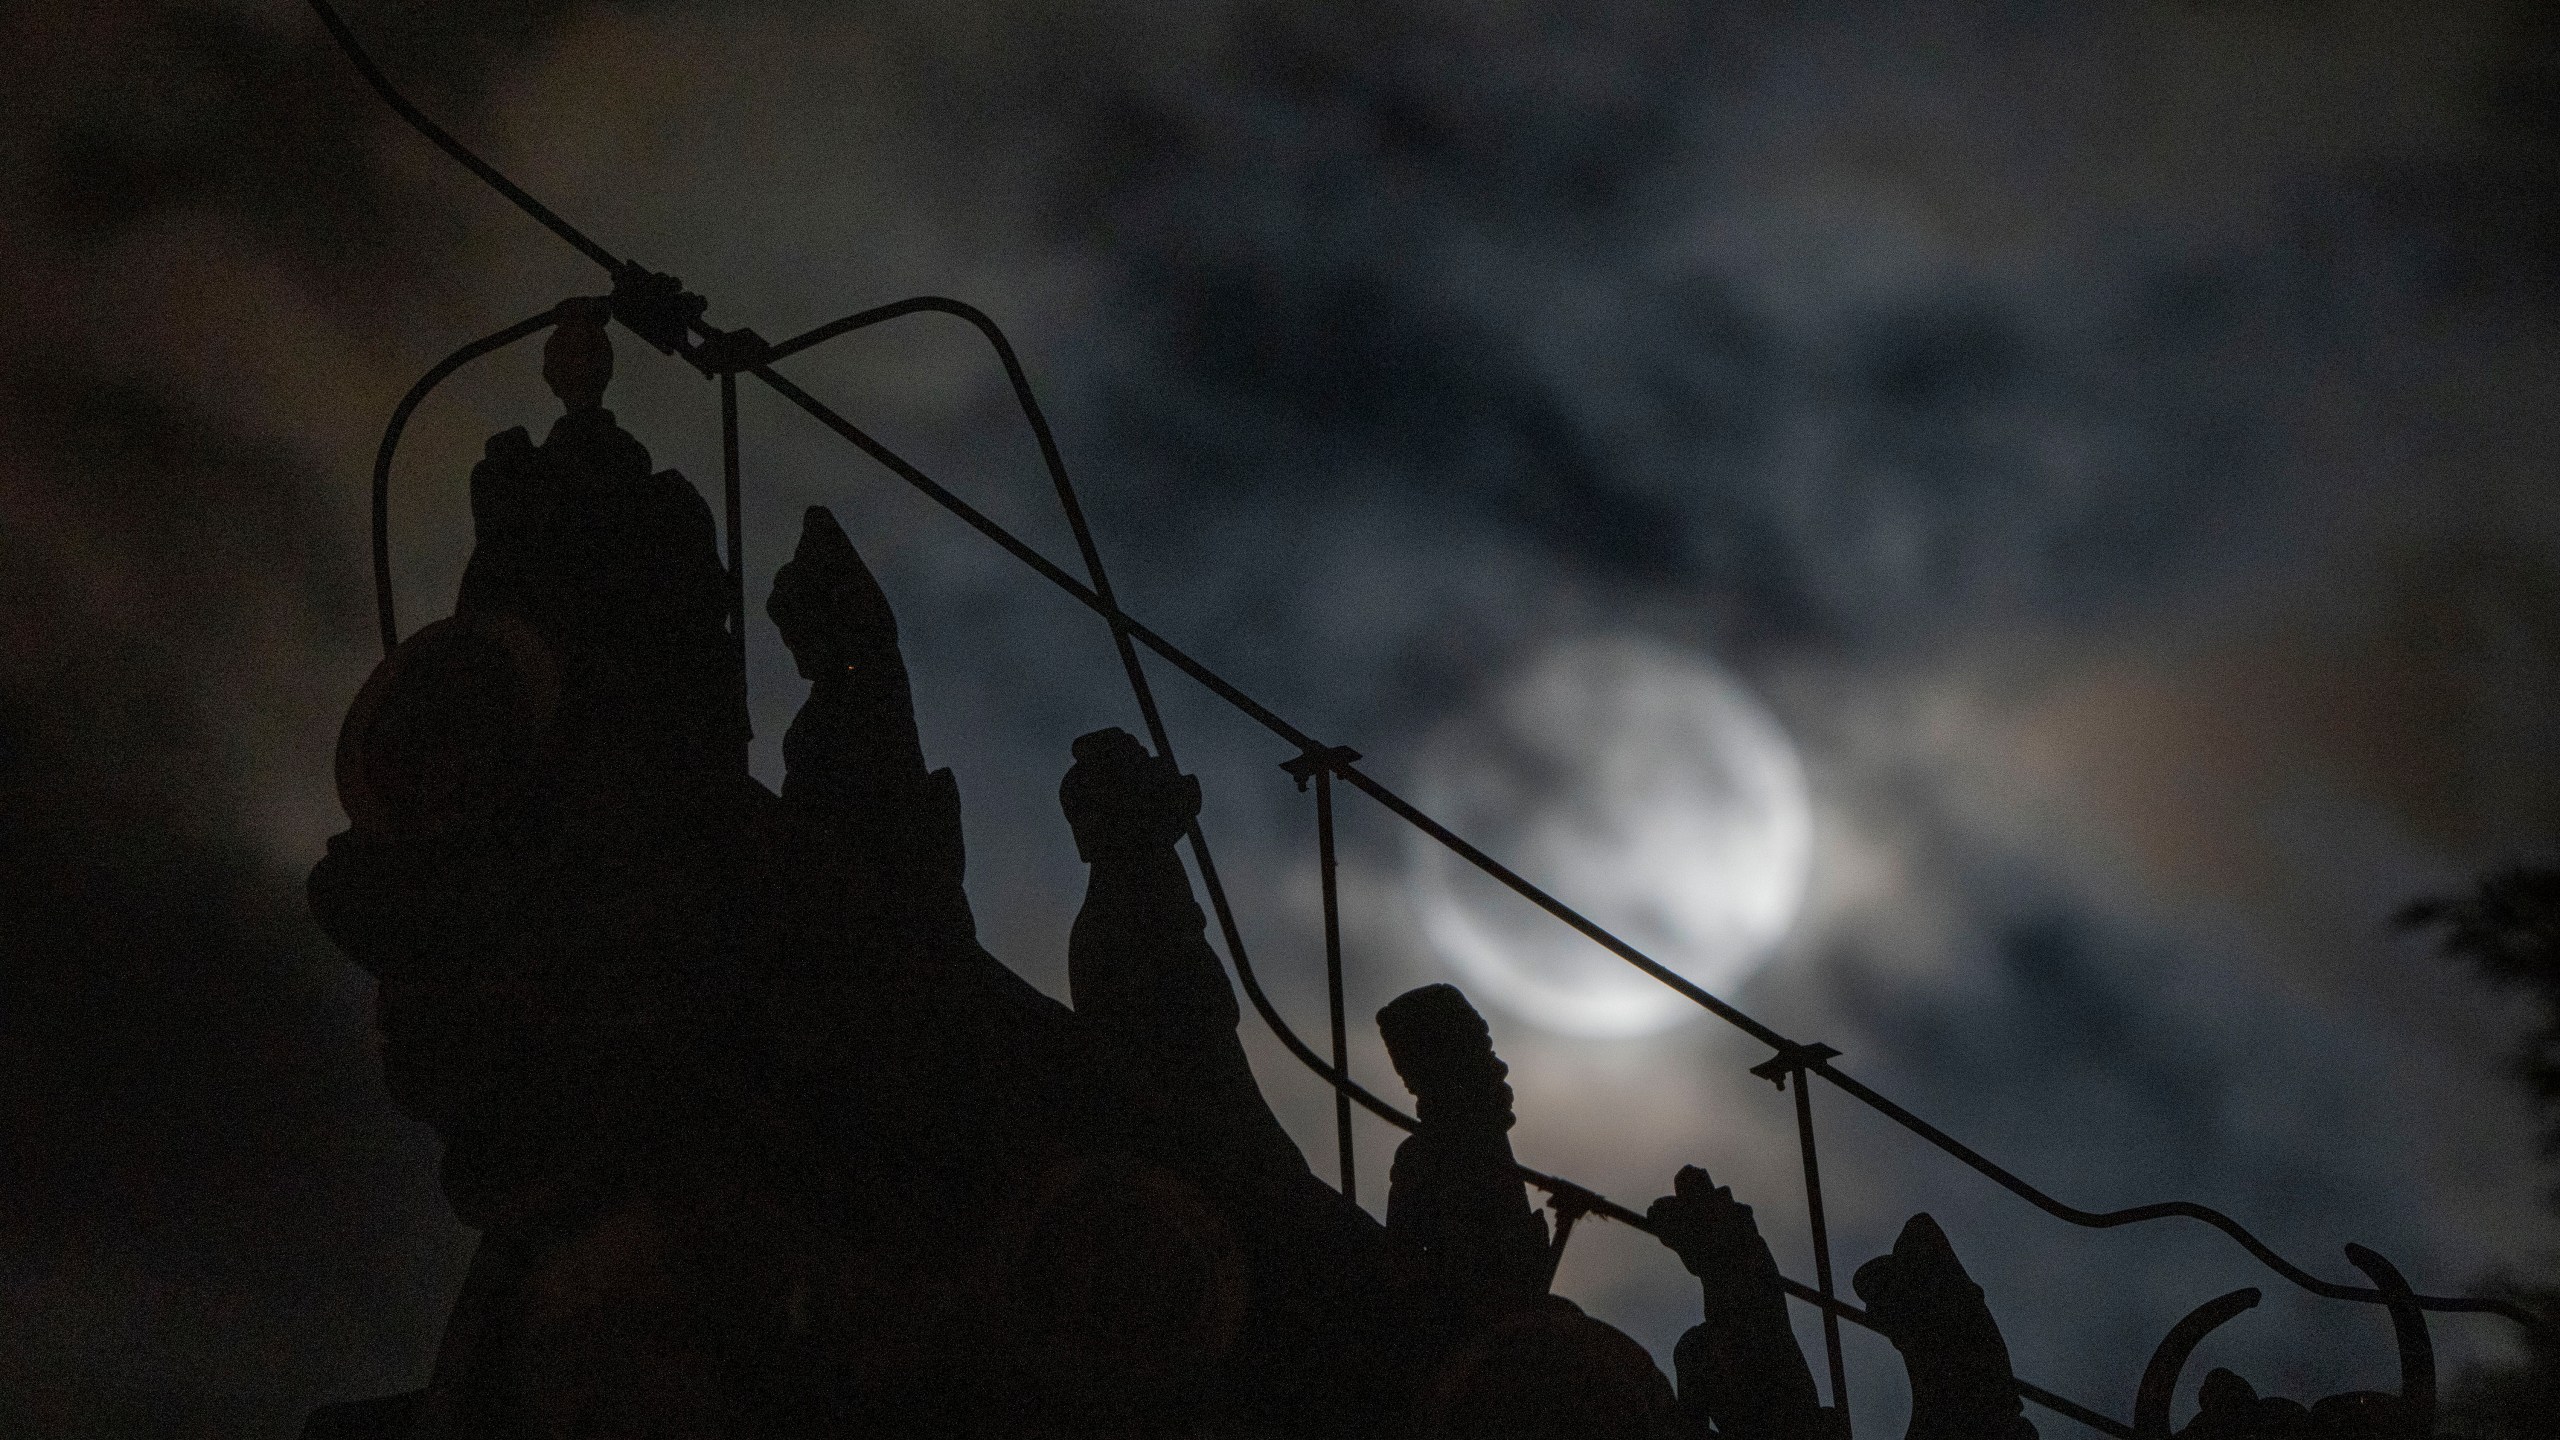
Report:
1794,1069,1850,1432
720,370,744,670
1317,766,1354,1198
1756,1041,1849,1433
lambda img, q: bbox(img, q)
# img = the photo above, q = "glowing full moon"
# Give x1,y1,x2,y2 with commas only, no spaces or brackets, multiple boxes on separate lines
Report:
1409,637,1814,1038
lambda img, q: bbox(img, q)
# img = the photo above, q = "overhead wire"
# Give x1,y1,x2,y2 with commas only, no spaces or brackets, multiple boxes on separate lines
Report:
315,2,2546,1414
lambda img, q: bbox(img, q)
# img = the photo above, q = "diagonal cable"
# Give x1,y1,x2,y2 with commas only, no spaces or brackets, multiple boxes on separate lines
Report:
314,0,2545,1345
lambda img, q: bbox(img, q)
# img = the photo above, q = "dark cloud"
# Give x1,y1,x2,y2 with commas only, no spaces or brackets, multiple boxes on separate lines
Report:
10,0,2560,1434
0,4,591,1431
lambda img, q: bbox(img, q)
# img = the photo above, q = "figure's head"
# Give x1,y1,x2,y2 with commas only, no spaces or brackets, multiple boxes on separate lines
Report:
1377,983,1513,1118
543,299,614,411
1850,1212,1985,1334
1055,726,1201,862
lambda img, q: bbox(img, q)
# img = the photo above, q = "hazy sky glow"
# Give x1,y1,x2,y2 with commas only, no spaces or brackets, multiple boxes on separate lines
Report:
6,2,2560,1435
1413,635,1813,1037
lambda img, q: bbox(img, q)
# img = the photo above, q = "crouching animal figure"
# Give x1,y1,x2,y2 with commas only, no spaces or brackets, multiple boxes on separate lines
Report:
2132,1246,2439,1440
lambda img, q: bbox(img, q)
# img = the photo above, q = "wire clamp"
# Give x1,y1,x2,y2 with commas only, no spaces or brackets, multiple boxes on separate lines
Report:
610,263,710,360
1751,1040,1841,1091
696,327,773,375
1280,745,1362,792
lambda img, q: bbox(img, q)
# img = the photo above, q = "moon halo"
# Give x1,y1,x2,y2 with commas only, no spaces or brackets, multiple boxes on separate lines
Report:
1409,637,1813,1039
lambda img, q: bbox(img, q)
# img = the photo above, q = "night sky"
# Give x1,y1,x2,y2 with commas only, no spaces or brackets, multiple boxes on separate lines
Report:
6,2,2560,1435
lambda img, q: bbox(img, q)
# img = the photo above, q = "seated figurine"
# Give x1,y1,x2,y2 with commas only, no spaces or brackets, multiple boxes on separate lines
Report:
1374,983,1551,1319
1055,726,1406,1436
1381,984,1675,1440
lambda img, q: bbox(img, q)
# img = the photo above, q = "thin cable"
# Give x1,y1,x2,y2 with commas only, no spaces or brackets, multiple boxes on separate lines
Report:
751,317,1391,1162
761,303,2535,1315
760,297,1157,723
1805,1063,2537,1323
303,13,2200,1424
742,347,2546,1333
1318,765,1355,1198
316,0,2544,1338
721,371,744,668
308,1,623,275
362,312,2538,1335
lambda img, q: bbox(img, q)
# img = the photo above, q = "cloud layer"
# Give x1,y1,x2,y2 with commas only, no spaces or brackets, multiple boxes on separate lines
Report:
8,1,2560,1433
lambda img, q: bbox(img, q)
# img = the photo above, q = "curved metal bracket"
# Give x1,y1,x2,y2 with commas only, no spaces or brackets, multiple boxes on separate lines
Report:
369,307,569,655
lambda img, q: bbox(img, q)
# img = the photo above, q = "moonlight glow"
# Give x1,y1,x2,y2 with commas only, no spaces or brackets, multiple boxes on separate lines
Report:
1410,638,1813,1038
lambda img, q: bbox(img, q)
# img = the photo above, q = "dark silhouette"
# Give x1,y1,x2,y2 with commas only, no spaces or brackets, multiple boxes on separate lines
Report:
1407,1301,1679,1440
1644,1172,2039,1440
292,285,2544,1440
2402,872,2560,1439
2129,1246,2436,1439
1375,983,1552,1316
305,322,1417,1437
1051,723,1405,1437
308,316,2444,1434
1647,1165,1825,1440
289,10,2543,1435
1379,983,1675,1440
1852,1213,2038,1440
2402,871,2560,1174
